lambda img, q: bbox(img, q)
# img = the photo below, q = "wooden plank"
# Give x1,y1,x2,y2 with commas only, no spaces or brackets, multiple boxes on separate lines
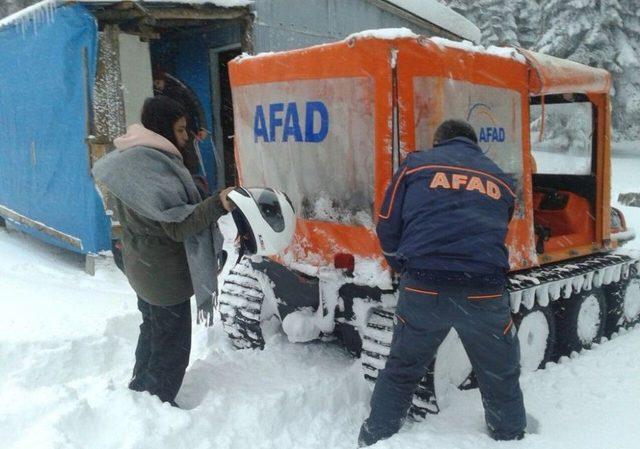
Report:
0,205,83,249
93,6,249,23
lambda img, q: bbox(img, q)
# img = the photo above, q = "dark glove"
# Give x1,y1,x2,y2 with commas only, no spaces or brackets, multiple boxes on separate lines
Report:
197,297,214,326
385,255,404,273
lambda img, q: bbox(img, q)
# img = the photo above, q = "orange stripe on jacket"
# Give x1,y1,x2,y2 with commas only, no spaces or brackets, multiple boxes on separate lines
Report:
405,286,438,296
467,293,502,300
378,166,408,220
503,319,514,335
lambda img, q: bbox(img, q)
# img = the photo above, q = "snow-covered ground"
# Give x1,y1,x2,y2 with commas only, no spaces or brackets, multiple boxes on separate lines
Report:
2,156,640,449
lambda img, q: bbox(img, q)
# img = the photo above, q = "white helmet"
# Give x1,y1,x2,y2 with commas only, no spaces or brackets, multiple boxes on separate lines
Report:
228,187,296,256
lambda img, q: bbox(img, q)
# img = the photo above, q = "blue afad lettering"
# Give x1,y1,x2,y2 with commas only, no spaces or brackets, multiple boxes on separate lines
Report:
254,101,329,143
479,127,505,142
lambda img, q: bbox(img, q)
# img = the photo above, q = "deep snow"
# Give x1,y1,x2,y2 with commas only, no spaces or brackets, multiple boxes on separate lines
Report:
2,156,640,449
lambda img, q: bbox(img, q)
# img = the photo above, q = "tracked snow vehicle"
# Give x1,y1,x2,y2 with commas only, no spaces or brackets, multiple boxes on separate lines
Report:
219,32,640,417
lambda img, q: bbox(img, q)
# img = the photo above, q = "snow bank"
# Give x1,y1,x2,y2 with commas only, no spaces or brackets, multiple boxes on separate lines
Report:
386,0,480,43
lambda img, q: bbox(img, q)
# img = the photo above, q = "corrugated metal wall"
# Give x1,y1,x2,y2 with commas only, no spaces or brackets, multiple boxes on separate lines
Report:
251,0,452,53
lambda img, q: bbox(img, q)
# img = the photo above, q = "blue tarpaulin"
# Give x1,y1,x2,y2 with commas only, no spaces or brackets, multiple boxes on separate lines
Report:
0,4,111,254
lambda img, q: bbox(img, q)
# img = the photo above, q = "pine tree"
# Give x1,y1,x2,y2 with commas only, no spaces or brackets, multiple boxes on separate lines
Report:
443,0,519,45
444,0,638,140
612,0,640,139
514,0,542,49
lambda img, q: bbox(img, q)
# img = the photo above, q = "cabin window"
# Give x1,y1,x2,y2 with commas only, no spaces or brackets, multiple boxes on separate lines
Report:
530,94,594,175
413,77,525,217
233,78,375,227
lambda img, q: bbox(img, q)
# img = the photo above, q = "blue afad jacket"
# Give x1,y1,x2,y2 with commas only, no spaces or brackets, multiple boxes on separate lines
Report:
377,137,516,276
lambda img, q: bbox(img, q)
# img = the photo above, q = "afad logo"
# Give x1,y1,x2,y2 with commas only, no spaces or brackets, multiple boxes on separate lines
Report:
253,101,329,143
466,103,506,152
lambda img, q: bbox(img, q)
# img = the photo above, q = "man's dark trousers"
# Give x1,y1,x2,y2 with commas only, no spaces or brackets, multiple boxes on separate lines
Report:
129,296,191,404
360,273,526,445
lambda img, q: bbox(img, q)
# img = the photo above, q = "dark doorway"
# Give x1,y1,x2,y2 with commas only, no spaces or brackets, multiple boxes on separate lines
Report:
211,46,242,188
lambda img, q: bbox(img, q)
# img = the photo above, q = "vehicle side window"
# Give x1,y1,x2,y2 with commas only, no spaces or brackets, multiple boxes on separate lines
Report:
530,95,594,175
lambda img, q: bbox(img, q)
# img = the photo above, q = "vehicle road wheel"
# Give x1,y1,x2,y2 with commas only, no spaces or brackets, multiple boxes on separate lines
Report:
514,304,556,371
604,266,640,336
554,286,607,357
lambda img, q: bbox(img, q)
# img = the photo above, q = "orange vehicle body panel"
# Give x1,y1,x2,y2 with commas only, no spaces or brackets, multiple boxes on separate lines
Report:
229,36,612,273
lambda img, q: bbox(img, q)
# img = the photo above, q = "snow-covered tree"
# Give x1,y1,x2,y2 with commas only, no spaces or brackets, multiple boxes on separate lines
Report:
442,0,640,141
514,0,542,49
445,0,519,45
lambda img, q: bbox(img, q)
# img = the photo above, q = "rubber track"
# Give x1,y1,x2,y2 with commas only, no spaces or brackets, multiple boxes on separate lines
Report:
219,258,266,350
361,308,439,420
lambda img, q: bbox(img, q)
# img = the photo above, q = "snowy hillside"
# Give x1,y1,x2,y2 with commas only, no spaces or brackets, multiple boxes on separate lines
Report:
1,154,640,449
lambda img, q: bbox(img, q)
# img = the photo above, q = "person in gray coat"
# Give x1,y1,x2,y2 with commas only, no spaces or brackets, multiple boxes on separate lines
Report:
93,96,234,406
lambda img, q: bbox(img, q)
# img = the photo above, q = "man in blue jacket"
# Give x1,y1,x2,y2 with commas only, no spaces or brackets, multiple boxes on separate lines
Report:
359,119,526,446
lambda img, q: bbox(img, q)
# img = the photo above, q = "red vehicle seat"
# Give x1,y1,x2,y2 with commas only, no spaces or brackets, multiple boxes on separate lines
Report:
533,190,595,252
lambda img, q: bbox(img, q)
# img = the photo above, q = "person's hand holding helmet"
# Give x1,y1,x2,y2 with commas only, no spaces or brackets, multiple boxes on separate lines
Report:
219,186,236,211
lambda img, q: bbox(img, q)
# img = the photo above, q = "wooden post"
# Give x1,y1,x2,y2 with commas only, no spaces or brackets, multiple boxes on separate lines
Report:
85,253,98,276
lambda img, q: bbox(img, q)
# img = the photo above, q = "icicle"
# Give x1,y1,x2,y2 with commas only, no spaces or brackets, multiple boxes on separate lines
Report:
593,269,603,288
0,0,58,36
603,266,614,285
522,288,536,310
622,263,630,280
562,278,573,298
549,280,562,301
584,271,595,290
510,290,522,313
612,265,622,283
572,275,585,294
535,284,550,307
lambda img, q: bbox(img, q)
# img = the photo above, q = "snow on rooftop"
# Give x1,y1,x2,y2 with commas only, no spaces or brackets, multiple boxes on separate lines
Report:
0,0,58,31
0,0,252,31
386,0,480,43
79,0,253,5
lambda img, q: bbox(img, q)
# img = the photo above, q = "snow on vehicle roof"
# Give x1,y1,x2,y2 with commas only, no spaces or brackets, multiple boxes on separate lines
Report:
347,27,419,40
343,32,526,63
518,48,611,95
235,30,527,66
385,0,480,43
430,36,527,63
0,0,251,31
